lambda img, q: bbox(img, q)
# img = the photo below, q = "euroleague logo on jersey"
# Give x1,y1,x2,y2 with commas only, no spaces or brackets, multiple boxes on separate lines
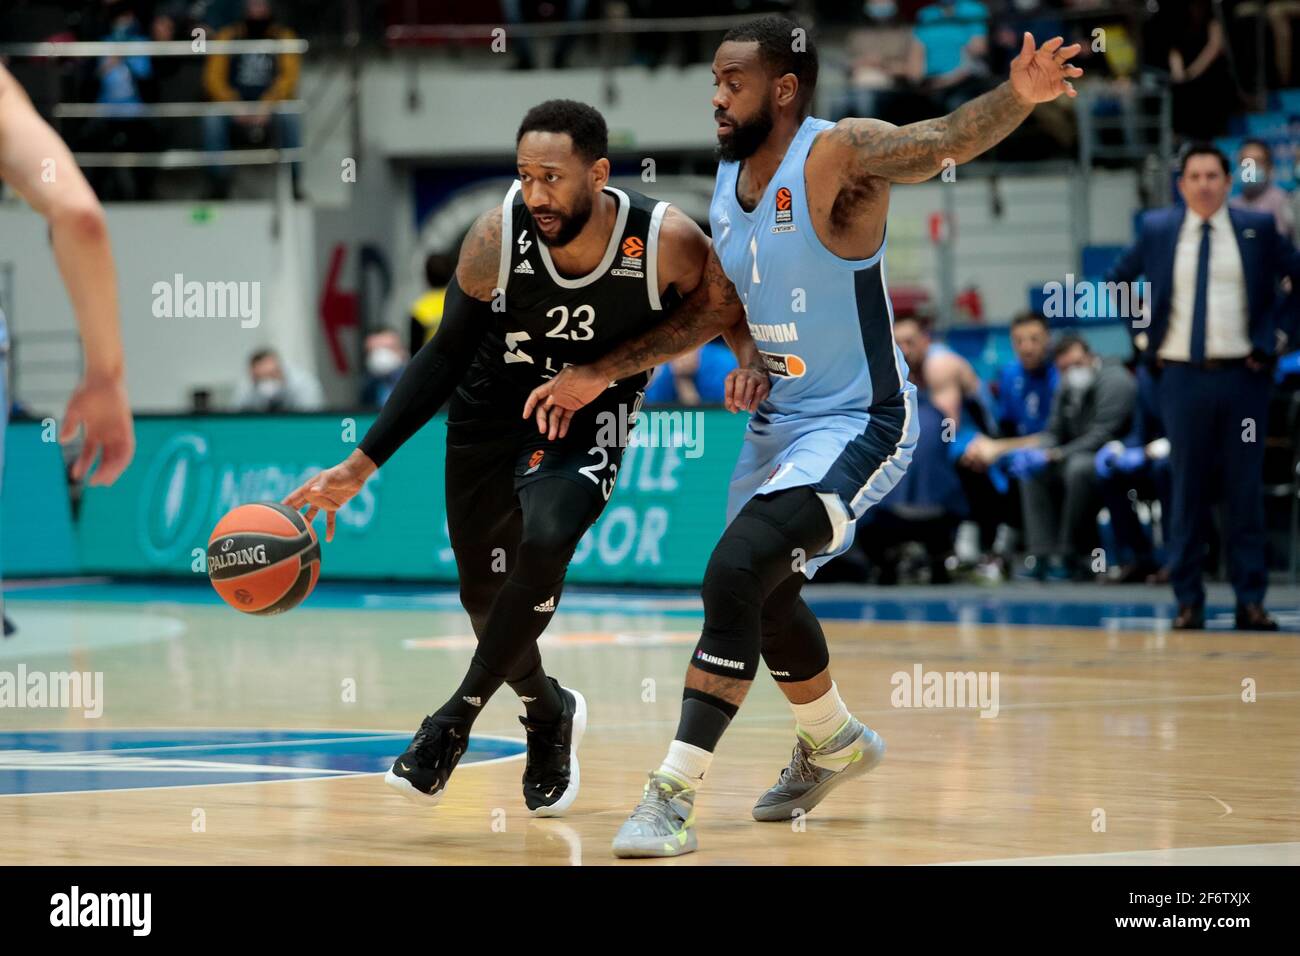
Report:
773,186,796,234
614,234,646,277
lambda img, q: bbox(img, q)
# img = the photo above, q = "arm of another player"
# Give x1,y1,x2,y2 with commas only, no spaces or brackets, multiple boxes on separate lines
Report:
720,317,769,414
0,64,134,485
284,207,500,540
523,209,746,438
815,34,1082,185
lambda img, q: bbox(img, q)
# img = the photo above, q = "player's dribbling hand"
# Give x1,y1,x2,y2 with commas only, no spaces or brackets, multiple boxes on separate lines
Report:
60,371,136,486
724,367,769,413
522,364,609,441
1009,33,1083,103
282,450,376,543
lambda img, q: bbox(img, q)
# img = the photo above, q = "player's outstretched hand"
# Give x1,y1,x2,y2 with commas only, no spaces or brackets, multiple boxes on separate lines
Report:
1010,33,1083,103
282,450,376,543
60,371,136,486
724,367,769,413
522,364,609,441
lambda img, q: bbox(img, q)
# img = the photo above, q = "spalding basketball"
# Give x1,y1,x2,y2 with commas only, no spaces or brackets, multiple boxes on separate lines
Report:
207,502,320,615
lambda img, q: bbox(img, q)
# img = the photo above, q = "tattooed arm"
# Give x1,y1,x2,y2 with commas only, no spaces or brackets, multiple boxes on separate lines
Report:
522,239,751,436
455,206,503,301
592,244,744,383
822,34,1082,184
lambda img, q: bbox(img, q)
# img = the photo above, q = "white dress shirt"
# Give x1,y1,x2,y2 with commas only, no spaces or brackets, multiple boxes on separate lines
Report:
1159,203,1253,361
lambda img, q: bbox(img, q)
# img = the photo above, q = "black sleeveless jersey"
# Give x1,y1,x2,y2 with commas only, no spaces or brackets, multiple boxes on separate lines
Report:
449,183,683,425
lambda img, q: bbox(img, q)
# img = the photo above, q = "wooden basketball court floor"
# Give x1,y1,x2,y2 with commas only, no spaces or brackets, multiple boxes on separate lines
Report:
1,580,1298,866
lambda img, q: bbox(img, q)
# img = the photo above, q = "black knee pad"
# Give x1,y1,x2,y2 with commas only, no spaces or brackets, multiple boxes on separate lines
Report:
692,525,768,682
761,598,830,683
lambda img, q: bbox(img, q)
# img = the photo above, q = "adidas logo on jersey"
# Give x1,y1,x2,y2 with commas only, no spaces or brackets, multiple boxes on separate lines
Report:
514,260,535,275
533,596,556,613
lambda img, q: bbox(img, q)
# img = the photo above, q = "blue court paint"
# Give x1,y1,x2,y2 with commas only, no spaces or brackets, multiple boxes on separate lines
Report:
0,728,525,796
4,580,1297,631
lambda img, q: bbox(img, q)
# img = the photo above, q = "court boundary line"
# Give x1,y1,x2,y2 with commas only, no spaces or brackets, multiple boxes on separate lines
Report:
0,726,527,799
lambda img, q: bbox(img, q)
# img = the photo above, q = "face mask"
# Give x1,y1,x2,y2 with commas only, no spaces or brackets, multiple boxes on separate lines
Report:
255,377,284,401
367,347,404,378
1063,364,1096,392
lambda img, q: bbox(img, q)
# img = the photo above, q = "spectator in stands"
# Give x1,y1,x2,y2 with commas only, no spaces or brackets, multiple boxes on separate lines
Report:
79,0,158,200
1232,139,1295,242
234,348,324,412
994,311,1057,437
1106,142,1300,629
644,340,737,406
503,0,591,70
360,330,409,409
409,251,455,357
832,4,926,126
201,0,301,199
913,0,992,114
986,335,1136,580
861,315,996,582
1094,362,1171,583
1169,0,1234,141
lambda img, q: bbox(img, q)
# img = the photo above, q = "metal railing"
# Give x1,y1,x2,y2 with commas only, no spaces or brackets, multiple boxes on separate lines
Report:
0,38,308,171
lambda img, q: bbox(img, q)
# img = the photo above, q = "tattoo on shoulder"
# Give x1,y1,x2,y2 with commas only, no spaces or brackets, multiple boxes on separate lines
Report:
456,207,502,301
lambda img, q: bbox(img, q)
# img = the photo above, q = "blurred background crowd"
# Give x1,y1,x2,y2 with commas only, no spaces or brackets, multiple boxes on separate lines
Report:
3,0,1300,597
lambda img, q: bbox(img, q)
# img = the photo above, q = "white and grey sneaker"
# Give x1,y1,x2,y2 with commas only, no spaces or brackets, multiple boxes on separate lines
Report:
611,771,698,859
752,717,885,822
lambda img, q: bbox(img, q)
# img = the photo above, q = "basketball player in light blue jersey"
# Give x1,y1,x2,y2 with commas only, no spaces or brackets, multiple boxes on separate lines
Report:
525,15,1082,857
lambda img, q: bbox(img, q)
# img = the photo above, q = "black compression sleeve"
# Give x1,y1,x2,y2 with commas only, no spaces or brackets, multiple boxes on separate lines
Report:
358,276,491,468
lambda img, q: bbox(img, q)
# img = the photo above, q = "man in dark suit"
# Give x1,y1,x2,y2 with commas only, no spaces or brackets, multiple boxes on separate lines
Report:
1107,143,1300,630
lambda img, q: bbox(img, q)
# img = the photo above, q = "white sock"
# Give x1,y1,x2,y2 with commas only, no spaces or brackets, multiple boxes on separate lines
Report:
790,682,851,748
658,740,712,786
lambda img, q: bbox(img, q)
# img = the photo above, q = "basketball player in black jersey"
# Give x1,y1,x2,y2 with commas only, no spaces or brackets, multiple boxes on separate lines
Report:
284,100,765,815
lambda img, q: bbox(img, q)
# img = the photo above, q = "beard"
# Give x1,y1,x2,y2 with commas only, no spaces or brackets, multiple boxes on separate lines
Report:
533,191,594,248
716,101,775,163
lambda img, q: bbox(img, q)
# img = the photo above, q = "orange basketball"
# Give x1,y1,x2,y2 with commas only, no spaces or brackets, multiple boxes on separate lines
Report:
207,502,320,615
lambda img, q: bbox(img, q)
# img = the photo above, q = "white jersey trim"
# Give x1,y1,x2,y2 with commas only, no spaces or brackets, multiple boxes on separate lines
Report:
536,187,630,289
646,200,670,311
498,180,522,295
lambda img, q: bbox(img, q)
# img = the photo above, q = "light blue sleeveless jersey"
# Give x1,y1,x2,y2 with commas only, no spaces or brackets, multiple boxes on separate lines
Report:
711,115,920,576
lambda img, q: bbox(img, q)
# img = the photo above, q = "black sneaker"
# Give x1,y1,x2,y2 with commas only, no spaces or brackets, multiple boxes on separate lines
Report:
384,715,468,805
520,679,587,817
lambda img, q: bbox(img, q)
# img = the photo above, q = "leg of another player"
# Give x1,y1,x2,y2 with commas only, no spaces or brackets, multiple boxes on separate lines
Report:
751,575,886,822
613,486,831,857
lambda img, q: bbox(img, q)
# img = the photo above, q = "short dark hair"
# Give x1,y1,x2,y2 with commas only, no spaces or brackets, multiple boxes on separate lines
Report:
424,251,455,288
1053,333,1091,361
1178,141,1230,176
1239,137,1274,161
722,15,819,115
1011,311,1048,332
249,348,278,366
894,313,931,334
516,99,608,165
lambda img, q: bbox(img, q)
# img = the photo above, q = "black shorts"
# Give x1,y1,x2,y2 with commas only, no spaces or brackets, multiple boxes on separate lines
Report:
445,380,645,513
